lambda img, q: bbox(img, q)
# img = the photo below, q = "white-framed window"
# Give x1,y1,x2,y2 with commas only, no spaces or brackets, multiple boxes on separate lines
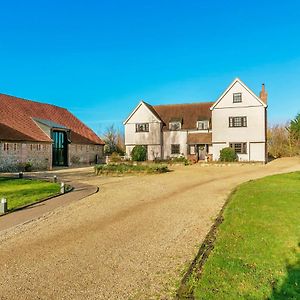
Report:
169,122,181,131
189,145,196,155
171,144,180,154
136,123,149,132
230,143,247,154
229,116,247,127
197,120,209,130
233,93,242,103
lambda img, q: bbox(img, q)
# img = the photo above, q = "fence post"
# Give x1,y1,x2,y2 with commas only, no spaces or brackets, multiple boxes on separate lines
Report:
0,198,7,214
60,182,65,194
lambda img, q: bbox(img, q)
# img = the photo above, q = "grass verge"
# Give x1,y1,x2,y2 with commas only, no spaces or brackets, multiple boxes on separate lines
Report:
0,177,60,212
94,163,170,175
179,171,300,299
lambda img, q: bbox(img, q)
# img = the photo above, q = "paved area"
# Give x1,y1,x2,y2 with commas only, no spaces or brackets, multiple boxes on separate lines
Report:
0,158,299,299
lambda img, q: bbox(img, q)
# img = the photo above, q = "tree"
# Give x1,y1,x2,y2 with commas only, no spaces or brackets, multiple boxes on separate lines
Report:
288,113,300,155
268,124,290,158
102,125,125,155
289,113,300,140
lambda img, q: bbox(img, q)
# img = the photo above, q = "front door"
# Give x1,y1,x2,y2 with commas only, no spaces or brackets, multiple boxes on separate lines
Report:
198,144,207,160
52,131,68,166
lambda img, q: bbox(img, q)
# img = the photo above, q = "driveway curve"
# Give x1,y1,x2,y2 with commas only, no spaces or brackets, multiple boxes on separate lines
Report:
0,157,299,299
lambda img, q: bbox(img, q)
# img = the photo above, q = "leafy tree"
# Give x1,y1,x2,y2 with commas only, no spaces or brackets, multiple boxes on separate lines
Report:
289,113,300,140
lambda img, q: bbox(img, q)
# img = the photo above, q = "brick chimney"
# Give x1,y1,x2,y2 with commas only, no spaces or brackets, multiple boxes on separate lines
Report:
259,83,268,104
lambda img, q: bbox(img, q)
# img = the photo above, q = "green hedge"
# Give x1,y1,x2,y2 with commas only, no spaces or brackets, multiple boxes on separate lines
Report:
219,147,237,162
94,163,169,175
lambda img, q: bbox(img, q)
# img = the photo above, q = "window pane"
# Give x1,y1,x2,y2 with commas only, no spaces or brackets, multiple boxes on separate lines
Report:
171,144,180,154
233,93,242,103
136,123,149,132
169,122,181,130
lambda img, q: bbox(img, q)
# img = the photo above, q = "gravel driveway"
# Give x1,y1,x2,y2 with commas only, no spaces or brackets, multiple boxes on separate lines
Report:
0,157,299,299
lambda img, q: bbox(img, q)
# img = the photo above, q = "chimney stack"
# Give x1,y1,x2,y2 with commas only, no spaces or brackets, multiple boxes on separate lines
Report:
259,83,268,104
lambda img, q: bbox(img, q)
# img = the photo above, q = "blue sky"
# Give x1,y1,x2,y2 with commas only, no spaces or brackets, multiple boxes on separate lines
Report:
0,0,299,135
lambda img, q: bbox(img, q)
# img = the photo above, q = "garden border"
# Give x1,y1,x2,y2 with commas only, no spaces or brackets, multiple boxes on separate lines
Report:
176,187,238,299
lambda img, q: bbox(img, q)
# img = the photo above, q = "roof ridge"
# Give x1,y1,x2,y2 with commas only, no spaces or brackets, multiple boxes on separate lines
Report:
153,101,214,107
0,92,67,110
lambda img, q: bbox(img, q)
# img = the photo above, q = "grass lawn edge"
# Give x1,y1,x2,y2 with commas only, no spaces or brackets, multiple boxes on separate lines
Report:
176,187,237,299
0,178,73,215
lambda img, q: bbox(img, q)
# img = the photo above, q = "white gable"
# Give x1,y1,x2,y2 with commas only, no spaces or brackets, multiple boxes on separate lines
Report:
123,101,161,124
210,78,267,110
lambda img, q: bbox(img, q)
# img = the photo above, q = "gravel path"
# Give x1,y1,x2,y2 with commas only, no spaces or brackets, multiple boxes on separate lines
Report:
0,157,299,299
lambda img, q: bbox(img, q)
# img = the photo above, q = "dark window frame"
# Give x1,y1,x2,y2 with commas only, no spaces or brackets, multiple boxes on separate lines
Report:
135,123,149,132
229,116,247,127
171,144,180,154
233,93,242,103
229,142,247,154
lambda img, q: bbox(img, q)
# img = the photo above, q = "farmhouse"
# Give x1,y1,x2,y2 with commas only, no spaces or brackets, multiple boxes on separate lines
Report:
0,93,104,171
124,78,268,162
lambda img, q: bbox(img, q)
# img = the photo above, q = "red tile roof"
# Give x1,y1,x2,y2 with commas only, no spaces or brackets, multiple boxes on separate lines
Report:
0,93,104,144
152,102,214,130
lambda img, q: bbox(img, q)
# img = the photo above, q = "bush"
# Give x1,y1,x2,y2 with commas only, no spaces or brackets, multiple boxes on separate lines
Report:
219,147,237,162
109,152,122,162
94,163,169,175
131,145,147,161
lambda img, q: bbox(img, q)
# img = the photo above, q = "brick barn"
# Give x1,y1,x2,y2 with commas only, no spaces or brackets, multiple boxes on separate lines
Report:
0,93,104,171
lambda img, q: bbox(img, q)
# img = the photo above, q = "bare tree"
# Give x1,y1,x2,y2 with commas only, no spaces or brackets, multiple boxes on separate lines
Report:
102,125,125,155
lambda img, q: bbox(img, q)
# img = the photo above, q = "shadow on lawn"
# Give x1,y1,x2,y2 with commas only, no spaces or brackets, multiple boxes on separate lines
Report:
270,253,300,299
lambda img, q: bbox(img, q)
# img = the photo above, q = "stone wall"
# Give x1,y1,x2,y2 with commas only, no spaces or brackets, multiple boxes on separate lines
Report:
0,141,104,171
68,144,104,166
0,141,52,172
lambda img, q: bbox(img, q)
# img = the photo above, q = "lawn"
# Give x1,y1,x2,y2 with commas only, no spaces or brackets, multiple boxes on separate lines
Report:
0,177,60,211
183,172,300,299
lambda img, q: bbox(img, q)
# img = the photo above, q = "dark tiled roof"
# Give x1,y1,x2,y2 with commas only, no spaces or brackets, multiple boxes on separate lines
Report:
153,102,214,130
187,133,212,144
0,93,104,144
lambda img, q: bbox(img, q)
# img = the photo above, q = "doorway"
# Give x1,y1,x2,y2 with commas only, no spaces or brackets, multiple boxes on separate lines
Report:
52,130,68,166
197,144,207,161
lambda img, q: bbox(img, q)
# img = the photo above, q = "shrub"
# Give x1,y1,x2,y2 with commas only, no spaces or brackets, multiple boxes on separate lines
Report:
170,156,190,165
94,163,169,175
219,147,237,162
109,152,122,162
131,145,147,161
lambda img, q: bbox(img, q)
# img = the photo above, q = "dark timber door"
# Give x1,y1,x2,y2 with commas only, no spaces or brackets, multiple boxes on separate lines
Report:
52,131,68,166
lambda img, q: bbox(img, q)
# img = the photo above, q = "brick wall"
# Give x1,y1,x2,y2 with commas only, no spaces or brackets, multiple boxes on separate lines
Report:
0,141,52,171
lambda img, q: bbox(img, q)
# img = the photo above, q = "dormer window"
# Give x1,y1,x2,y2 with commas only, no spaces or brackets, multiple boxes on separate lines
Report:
197,120,209,130
169,118,182,131
233,93,242,103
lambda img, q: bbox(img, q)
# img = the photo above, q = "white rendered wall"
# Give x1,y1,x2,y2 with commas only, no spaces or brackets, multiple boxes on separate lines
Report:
212,80,266,162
